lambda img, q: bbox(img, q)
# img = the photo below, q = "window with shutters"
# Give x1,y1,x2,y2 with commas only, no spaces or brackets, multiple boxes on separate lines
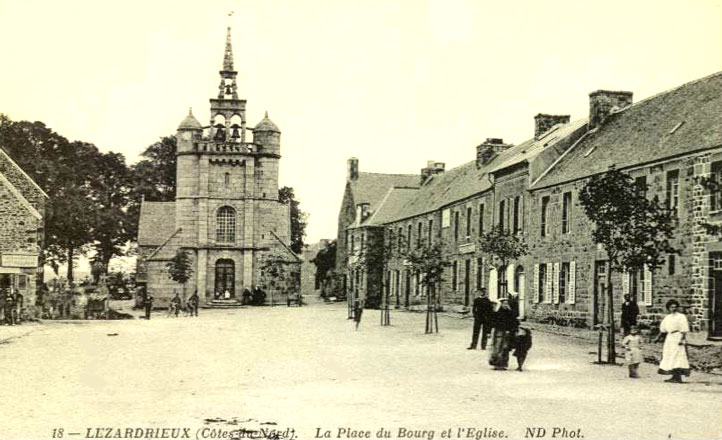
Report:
454,211,460,241
630,269,644,303
642,267,653,306
711,161,722,212
541,196,550,237
466,206,472,237
538,263,547,303
545,263,553,303
499,265,508,298
452,260,458,291
479,203,485,235
635,175,647,198
552,262,560,304
561,192,572,234
216,206,236,243
476,257,484,290
568,261,576,304
513,196,521,234
499,199,506,230
428,219,434,245
532,264,540,303
559,262,569,304
666,169,679,216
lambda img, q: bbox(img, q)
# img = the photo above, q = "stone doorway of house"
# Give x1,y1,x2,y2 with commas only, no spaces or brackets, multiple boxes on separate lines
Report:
709,253,722,338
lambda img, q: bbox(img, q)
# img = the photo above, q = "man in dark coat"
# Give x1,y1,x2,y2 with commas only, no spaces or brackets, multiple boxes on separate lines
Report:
3,290,16,325
188,290,199,317
144,293,154,320
489,298,518,370
468,289,494,350
621,294,640,335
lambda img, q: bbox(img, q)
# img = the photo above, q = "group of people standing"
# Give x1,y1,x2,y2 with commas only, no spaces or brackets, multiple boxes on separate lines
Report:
142,290,200,320
468,288,531,372
621,294,691,383
469,290,692,383
168,291,200,317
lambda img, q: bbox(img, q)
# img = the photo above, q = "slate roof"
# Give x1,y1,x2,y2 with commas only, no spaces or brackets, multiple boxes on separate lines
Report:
138,201,176,246
489,119,588,175
254,112,280,132
532,71,722,189
350,172,419,213
365,187,420,226
359,118,588,225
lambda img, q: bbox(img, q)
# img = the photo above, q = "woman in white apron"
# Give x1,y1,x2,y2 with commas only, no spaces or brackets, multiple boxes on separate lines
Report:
654,299,690,383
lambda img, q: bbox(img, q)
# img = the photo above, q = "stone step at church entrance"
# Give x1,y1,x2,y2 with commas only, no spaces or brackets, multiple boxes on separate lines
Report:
203,299,246,309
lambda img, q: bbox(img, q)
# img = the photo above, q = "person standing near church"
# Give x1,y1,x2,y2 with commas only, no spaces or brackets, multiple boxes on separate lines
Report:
144,293,154,320
468,289,493,350
621,294,640,336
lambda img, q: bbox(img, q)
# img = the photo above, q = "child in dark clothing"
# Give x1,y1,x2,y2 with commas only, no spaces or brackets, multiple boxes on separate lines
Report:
512,327,532,371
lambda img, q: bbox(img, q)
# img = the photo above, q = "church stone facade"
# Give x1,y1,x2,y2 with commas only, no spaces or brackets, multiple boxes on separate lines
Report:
137,28,299,307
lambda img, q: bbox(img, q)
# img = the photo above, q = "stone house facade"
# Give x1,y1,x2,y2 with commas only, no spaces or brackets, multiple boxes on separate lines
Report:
528,74,722,337
0,147,47,315
137,28,299,307
336,71,722,338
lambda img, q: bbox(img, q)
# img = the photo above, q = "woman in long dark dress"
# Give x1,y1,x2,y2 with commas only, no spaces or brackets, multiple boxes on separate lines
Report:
489,298,518,370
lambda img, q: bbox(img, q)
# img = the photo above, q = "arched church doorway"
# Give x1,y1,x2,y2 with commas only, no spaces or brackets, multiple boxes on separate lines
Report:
215,259,235,299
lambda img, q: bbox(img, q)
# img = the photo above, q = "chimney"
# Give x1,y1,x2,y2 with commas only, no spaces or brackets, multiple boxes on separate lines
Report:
588,90,633,130
476,138,513,168
347,157,359,181
420,160,446,185
534,114,570,139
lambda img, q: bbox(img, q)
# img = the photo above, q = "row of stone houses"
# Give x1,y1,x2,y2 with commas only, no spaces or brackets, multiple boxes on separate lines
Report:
0,147,47,315
336,71,722,339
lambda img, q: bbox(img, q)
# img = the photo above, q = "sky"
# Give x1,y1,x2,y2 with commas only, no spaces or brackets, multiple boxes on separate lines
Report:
1,0,721,248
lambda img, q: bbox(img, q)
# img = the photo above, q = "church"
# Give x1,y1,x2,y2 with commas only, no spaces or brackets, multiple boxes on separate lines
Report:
136,28,300,307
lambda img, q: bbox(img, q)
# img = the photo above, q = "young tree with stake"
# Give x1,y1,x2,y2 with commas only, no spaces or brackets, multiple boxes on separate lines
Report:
579,166,678,363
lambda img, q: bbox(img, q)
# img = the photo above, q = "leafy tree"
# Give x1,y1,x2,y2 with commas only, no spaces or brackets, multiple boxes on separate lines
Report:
128,135,177,234
130,136,177,202
311,240,337,296
89,152,135,272
579,166,678,363
478,225,529,296
0,116,106,284
260,256,300,306
278,186,307,254
166,249,193,300
401,238,451,333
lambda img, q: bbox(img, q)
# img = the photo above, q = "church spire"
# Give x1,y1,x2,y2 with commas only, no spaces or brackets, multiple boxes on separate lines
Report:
217,27,238,100
222,26,234,72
